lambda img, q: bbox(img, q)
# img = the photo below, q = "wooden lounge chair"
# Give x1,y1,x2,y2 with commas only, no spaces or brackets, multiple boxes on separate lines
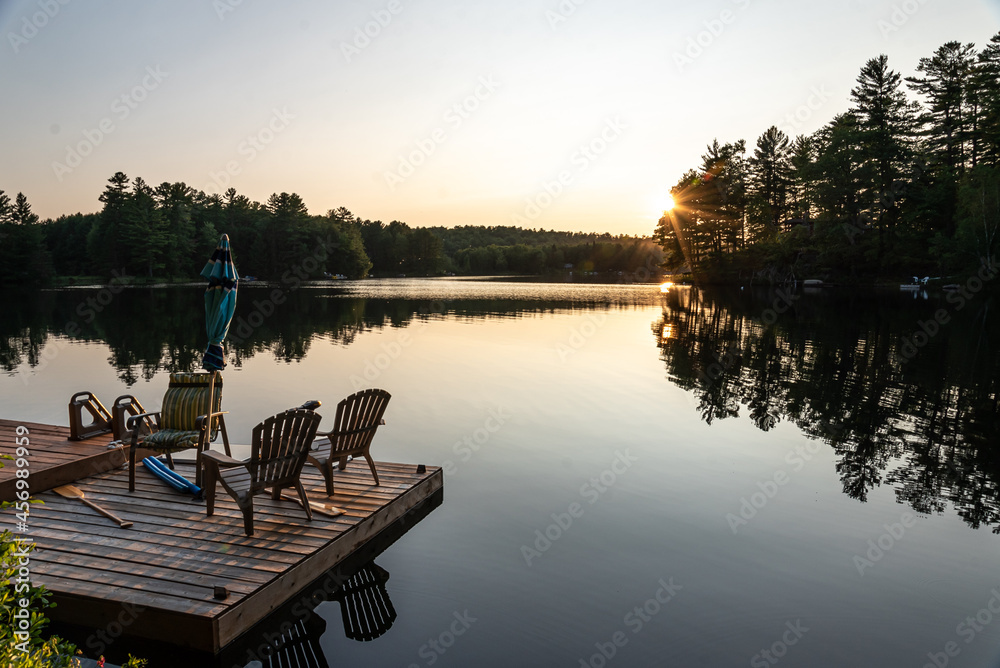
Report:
125,371,231,492
307,389,390,497
202,407,322,536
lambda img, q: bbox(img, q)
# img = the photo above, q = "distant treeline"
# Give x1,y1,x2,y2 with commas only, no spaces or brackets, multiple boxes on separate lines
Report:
655,34,1000,284
361,222,661,276
0,176,660,285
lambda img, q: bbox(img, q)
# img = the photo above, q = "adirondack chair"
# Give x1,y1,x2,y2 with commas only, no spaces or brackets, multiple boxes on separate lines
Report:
259,615,330,668
126,371,231,492
202,407,322,536
333,562,397,641
307,389,391,496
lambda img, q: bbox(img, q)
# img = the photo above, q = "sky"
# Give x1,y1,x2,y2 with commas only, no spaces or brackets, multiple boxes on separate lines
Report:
1,0,998,236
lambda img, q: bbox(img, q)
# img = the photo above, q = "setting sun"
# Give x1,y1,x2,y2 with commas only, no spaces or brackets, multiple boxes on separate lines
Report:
664,194,676,211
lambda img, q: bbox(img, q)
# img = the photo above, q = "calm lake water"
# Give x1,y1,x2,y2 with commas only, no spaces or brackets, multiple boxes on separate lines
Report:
2,278,999,667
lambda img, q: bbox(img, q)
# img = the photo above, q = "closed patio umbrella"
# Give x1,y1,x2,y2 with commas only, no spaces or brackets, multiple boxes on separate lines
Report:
201,233,239,371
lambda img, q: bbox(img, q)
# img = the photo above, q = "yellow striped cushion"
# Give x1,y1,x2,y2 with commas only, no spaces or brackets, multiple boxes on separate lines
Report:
161,371,223,437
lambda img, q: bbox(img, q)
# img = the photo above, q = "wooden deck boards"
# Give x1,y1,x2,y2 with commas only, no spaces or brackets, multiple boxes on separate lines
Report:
0,419,443,653
0,420,126,501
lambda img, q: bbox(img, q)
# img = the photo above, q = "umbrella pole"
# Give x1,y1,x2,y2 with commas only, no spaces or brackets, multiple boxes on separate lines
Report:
196,370,216,490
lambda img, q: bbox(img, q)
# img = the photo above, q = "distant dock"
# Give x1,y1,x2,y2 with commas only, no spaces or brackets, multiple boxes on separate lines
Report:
0,419,443,654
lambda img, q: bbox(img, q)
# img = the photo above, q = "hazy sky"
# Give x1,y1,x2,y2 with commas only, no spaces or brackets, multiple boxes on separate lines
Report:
1,0,997,235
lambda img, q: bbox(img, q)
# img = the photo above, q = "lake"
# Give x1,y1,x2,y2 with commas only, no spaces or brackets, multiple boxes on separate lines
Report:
2,278,999,667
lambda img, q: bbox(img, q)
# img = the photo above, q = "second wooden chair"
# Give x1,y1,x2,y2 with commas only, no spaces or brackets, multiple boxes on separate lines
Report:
307,389,391,496
202,407,322,536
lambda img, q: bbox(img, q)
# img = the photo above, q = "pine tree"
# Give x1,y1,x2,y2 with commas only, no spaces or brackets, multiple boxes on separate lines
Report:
260,192,311,277
123,178,167,278
850,55,919,244
906,41,978,176
0,191,12,282
154,182,197,277
325,208,372,278
0,192,53,284
788,135,817,221
975,32,1000,166
89,172,131,276
812,114,866,226
695,139,747,253
747,126,793,237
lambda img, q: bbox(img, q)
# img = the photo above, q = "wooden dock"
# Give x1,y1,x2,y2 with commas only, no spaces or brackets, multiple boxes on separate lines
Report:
0,420,443,654
0,420,126,502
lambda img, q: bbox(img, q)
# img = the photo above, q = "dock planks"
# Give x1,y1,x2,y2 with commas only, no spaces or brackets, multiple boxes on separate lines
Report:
0,420,126,502
0,420,442,653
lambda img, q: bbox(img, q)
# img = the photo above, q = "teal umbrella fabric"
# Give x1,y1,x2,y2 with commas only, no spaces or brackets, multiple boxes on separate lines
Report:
200,234,239,371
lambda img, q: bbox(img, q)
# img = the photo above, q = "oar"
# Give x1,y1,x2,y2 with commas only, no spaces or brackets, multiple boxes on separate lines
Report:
279,491,345,518
53,485,133,528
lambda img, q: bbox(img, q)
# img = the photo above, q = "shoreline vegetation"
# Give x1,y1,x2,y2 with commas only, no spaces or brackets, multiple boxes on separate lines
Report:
0,181,663,287
2,36,998,290
655,35,1000,287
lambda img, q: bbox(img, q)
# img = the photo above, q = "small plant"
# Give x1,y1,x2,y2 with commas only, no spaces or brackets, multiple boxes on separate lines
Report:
0,529,79,667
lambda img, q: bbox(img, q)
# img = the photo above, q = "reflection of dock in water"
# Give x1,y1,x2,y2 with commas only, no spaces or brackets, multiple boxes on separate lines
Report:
250,614,331,668
334,562,397,642
245,561,400,668
223,484,440,668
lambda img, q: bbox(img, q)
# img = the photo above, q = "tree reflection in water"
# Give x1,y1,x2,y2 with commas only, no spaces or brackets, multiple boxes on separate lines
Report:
4,282,997,533
653,285,999,531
